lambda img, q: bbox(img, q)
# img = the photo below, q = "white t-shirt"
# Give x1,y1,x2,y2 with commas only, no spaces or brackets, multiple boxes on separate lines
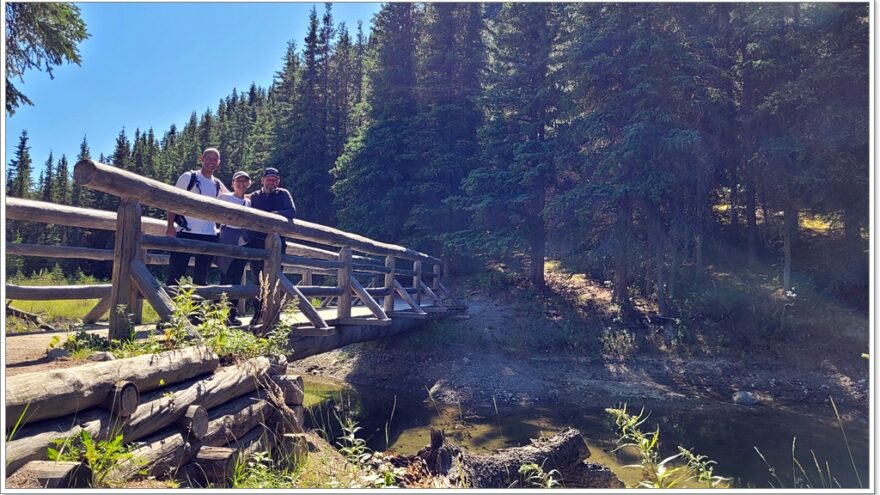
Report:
174,171,221,235
218,193,250,230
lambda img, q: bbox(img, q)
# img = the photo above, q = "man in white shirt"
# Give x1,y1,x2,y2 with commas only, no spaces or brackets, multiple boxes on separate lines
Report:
165,147,229,286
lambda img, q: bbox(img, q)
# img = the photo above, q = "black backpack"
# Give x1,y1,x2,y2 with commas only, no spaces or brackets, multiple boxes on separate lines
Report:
174,171,222,231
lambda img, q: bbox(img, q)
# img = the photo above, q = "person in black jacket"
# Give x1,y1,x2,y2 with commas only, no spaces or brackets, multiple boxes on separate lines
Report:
246,167,295,321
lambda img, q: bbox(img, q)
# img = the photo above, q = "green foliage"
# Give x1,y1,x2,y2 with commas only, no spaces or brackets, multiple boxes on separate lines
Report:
518,462,561,489
5,2,89,114
600,328,637,362
232,451,299,489
336,414,371,465
606,404,729,489
43,283,292,363
48,430,142,488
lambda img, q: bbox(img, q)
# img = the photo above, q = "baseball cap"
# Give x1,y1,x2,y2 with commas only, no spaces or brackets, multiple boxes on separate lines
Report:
232,171,250,181
263,167,280,178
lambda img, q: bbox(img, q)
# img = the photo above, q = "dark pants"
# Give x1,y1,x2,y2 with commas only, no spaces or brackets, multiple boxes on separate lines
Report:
166,232,218,286
220,258,246,319
245,235,287,321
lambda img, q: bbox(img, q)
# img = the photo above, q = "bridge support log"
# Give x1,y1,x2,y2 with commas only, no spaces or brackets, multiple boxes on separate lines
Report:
337,247,352,318
393,279,426,315
277,272,331,330
350,276,390,322
384,256,396,313
413,261,422,306
110,200,141,340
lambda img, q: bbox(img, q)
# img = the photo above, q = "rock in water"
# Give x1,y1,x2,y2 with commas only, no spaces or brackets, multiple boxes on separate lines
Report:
733,391,759,405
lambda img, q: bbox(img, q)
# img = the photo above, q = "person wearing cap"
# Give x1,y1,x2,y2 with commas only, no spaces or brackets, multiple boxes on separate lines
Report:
246,167,296,322
214,170,252,326
165,148,229,287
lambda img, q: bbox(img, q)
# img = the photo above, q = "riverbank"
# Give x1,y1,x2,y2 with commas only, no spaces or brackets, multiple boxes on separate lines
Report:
290,283,869,415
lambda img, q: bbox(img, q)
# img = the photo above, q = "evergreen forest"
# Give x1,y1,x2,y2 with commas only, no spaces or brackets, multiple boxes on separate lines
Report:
6,3,870,315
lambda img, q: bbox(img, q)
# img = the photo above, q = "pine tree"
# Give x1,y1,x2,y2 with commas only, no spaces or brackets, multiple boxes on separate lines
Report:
55,154,70,205
40,151,55,203
408,3,484,256
332,3,419,240
7,130,33,199
456,3,562,287
284,6,334,224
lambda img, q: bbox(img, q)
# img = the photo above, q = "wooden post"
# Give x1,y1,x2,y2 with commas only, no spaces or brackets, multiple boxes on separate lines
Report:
259,233,283,329
384,256,395,313
338,247,352,318
413,260,422,306
433,263,441,291
82,297,112,324
237,265,248,316
109,200,141,340
131,247,145,325
302,268,313,286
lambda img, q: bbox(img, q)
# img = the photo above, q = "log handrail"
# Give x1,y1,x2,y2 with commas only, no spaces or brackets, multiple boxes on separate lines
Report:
74,160,441,264
5,284,112,300
6,196,166,235
141,234,269,260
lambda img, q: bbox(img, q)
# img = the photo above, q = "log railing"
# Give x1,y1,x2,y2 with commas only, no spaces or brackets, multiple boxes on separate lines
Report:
5,160,457,340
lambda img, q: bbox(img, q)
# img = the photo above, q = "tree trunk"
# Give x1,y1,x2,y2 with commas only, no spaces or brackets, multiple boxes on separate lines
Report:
729,167,739,237
612,198,630,307
843,204,862,258
746,172,758,266
529,175,547,289
782,204,797,292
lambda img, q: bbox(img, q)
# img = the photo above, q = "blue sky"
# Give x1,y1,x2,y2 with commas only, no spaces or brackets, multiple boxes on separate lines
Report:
5,2,382,175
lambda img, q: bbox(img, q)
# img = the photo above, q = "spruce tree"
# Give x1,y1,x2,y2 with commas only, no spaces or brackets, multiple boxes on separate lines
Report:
7,130,33,199
332,3,419,240
457,3,562,287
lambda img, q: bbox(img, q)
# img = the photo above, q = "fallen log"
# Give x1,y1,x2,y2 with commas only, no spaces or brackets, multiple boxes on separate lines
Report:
123,356,285,441
6,346,219,426
5,409,119,475
179,446,239,488
419,427,623,489
111,429,197,481
201,392,278,447
5,303,52,330
5,460,92,488
272,374,305,405
99,380,139,417
5,356,283,475
177,405,209,440
227,424,274,458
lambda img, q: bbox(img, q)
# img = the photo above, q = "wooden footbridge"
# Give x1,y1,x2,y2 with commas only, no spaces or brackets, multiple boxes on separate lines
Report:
5,160,464,360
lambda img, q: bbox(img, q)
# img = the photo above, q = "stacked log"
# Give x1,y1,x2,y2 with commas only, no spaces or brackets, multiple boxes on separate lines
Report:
4,348,306,489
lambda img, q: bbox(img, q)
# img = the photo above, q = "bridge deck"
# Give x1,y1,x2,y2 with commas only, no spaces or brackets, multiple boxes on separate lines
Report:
282,297,435,326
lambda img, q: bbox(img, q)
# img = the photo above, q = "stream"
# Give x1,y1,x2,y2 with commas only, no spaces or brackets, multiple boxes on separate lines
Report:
303,376,870,489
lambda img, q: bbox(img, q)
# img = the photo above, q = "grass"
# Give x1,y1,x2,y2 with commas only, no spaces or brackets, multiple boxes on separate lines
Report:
7,299,160,329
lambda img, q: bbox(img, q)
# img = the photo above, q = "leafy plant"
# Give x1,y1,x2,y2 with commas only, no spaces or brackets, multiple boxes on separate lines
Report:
600,327,637,361
518,461,560,488
336,414,371,465
48,430,142,488
606,403,727,489
231,450,298,489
